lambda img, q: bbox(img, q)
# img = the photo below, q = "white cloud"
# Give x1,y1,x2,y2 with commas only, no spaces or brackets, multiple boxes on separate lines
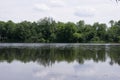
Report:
0,0,120,24
34,3,50,11
74,7,96,17
49,0,65,7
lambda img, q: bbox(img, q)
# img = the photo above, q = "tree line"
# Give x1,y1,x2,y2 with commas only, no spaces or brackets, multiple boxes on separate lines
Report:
0,17,120,43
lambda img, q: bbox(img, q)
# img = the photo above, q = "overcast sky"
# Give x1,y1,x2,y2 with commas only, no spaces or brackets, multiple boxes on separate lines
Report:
0,0,120,24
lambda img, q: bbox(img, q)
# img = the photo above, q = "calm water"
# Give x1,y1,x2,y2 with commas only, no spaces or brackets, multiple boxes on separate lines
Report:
0,43,120,80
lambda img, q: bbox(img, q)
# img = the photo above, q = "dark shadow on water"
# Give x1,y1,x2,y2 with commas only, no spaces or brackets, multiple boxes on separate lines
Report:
0,43,120,66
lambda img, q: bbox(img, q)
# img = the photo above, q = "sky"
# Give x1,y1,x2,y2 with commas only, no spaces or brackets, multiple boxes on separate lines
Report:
0,0,120,24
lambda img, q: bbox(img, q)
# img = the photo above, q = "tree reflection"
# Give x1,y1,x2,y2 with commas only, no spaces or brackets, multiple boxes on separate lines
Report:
0,45,120,66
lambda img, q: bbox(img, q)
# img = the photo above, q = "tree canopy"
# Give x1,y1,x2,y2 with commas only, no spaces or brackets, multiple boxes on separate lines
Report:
0,17,120,43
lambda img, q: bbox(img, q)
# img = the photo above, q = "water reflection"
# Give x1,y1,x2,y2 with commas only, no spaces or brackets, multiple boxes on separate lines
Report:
1,44,120,80
0,44,120,66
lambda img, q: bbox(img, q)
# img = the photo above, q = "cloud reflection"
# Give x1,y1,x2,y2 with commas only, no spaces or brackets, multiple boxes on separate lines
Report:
32,61,120,80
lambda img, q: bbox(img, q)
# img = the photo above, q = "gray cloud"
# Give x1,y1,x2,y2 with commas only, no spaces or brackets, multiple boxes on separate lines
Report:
0,0,120,24
34,3,50,11
49,0,65,7
74,7,95,17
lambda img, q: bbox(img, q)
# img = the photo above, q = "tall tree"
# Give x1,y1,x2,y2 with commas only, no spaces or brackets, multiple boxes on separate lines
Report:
37,17,56,42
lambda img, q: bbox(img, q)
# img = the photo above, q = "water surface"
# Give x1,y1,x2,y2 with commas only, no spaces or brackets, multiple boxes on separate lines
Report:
0,43,120,80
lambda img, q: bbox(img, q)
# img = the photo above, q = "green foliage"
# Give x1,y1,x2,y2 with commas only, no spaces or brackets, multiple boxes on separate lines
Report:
36,17,56,42
0,18,120,43
73,33,82,42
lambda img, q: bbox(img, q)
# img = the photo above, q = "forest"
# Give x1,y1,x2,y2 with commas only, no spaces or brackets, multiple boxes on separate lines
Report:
0,17,120,43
